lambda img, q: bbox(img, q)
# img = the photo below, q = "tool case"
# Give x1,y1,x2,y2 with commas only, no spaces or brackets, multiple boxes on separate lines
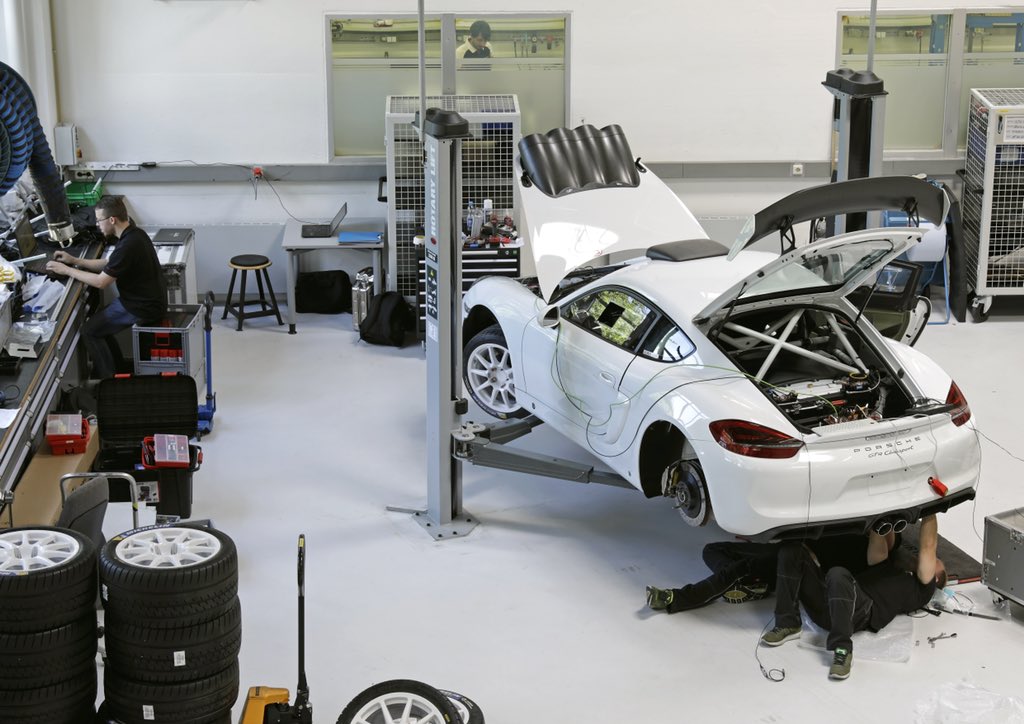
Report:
983,508,1024,608
95,373,201,518
351,266,374,331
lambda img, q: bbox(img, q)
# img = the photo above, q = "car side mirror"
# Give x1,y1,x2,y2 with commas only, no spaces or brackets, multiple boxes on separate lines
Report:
537,304,560,328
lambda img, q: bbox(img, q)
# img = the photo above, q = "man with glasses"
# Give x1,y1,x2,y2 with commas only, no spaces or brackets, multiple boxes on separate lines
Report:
46,195,166,378
760,514,946,681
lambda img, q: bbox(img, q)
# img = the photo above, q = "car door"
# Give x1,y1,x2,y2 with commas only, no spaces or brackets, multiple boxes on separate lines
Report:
545,288,656,444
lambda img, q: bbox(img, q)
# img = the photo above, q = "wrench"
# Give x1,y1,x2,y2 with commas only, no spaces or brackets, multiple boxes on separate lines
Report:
927,632,957,648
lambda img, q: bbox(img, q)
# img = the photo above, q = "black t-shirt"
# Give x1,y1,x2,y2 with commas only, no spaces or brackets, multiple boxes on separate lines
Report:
858,561,936,631
463,47,491,58
103,225,167,322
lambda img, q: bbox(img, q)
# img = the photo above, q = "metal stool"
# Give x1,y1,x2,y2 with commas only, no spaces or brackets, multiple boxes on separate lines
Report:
222,254,283,331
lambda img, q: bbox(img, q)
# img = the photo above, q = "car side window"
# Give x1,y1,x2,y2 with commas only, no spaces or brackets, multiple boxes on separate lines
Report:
639,315,696,362
563,289,653,350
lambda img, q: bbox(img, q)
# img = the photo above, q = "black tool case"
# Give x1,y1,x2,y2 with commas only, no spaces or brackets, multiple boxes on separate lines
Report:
95,373,201,518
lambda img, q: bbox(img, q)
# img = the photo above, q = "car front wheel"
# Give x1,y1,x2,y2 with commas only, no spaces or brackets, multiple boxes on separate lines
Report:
463,324,528,420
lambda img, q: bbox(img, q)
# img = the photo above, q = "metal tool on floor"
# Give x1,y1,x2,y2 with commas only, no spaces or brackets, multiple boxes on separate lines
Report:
927,632,957,647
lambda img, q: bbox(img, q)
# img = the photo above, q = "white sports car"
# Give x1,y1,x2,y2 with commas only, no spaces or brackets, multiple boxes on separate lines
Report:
460,126,979,541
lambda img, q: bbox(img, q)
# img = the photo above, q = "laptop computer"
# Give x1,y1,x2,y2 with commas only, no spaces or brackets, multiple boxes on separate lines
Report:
12,216,51,275
153,228,191,245
301,202,348,238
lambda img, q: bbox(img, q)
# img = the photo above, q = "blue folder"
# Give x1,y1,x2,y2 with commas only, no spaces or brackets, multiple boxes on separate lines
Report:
338,231,382,243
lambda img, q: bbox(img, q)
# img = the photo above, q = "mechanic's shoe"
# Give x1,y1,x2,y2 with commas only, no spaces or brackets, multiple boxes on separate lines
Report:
760,625,802,647
828,648,852,680
645,586,674,611
721,577,770,604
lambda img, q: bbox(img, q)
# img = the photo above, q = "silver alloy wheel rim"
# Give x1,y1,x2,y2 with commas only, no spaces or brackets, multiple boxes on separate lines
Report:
351,692,451,724
114,527,221,569
0,529,81,572
466,341,518,414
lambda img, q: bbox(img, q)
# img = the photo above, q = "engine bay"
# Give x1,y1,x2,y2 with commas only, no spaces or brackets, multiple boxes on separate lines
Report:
709,305,915,430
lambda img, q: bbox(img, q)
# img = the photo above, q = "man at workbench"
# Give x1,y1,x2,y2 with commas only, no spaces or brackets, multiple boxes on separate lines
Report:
46,195,166,379
760,514,946,681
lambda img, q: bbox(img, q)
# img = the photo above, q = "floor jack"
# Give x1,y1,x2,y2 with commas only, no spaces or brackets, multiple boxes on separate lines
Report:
240,536,476,724
241,534,312,723
198,291,217,438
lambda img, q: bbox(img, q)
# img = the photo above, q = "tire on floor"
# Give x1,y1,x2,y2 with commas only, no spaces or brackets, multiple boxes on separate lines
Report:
338,679,463,724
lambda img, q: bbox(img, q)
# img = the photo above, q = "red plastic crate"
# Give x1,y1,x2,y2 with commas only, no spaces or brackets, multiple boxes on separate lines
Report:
46,414,90,455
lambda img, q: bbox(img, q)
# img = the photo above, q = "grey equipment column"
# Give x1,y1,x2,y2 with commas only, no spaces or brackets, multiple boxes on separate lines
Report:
420,107,478,540
823,69,887,234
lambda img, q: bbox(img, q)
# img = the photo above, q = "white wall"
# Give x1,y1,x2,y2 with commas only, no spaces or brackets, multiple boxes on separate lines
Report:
49,0,1007,166
33,1,1009,293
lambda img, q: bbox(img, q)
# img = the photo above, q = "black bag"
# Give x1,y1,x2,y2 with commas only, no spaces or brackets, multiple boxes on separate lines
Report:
359,292,413,347
295,270,351,314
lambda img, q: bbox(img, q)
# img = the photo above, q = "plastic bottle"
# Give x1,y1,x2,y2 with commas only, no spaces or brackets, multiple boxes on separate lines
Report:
470,202,485,239
483,198,494,224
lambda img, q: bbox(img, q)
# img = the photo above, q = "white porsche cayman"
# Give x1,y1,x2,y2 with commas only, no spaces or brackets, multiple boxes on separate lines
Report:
460,125,979,541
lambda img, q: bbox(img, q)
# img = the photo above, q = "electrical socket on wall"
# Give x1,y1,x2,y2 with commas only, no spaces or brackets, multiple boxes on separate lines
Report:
791,163,804,177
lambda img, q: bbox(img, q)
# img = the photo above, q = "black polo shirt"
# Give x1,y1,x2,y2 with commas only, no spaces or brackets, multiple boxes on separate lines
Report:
858,561,936,631
103,225,167,322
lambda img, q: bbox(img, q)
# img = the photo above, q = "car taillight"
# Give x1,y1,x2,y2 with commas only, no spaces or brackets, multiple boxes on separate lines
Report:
945,381,971,427
708,419,804,459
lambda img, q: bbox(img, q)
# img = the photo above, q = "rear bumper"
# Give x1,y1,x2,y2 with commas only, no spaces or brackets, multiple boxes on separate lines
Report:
744,487,976,543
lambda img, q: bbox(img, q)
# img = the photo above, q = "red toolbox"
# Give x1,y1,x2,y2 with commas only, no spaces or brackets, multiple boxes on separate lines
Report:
46,413,91,455
96,373,201,518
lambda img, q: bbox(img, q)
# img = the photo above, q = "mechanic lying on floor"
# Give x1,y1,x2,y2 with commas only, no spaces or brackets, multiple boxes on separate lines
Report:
646,532,899,612
760,514,945,681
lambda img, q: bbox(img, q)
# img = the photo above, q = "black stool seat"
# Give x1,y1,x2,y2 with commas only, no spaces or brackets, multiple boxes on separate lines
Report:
229,254,271,270
222,254,283,331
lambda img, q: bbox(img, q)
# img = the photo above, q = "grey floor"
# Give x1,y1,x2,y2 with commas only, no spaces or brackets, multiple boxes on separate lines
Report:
101,296,1024,724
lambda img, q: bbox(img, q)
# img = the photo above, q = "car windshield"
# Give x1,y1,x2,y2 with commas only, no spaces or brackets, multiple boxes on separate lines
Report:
738,237,897,301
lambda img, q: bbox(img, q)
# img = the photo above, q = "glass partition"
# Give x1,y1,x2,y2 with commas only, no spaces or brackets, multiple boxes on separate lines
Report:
329,14,568,158
330,17,442,157
839,14,950,151
959,13,1024,148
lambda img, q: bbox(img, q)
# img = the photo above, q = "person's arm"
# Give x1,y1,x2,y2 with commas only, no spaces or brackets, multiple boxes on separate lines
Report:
916,514,939,585
866,530,891,566
52,251,107,273
45,261,116,290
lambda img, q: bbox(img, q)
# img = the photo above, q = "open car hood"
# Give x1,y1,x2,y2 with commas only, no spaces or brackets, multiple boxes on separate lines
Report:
521,170,708,301
696,228,924,322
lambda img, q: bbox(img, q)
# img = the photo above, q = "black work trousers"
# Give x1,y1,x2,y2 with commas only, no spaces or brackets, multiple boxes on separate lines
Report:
773,543,873,652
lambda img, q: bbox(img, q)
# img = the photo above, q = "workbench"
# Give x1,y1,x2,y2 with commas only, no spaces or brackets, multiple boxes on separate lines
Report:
0,239,100,524
282,218,384,334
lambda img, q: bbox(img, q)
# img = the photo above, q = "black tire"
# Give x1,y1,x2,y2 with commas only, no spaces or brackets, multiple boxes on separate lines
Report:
338,679,462,724
437,689,485,724
104,660,238,724
104,597,241,683
462,324,529,420
0,613,98,688
0,675,97,724
99,524,237,628
0,527,97,633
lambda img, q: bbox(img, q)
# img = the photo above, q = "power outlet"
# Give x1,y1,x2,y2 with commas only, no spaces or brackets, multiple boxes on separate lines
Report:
73,169,95,181
791,163,805,177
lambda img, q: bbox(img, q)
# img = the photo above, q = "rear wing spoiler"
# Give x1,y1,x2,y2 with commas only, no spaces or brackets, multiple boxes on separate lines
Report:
730,176,951,259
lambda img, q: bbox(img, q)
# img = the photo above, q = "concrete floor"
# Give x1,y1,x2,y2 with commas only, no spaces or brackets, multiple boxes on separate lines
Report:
101,295,1024,724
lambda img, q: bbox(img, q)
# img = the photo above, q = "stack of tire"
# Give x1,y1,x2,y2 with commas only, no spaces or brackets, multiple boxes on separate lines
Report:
0,526,99,723
99,523,240,723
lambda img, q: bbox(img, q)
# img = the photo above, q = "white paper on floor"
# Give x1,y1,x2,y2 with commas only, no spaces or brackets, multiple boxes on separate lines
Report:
797,609,914,662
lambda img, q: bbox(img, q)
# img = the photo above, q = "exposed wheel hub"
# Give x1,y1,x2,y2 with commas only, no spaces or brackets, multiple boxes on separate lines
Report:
663,460,709,527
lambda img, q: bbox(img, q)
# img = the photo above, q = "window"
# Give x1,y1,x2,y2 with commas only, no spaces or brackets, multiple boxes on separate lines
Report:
564,289,654,350
836,9,1024,157
329,14,569,159
639,316,696,362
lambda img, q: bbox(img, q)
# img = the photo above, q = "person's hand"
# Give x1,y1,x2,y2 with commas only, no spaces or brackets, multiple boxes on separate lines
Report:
45,260,70,276
52,250,75,264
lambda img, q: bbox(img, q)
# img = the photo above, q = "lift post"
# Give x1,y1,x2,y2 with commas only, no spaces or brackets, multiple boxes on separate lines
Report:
397,108,479,540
